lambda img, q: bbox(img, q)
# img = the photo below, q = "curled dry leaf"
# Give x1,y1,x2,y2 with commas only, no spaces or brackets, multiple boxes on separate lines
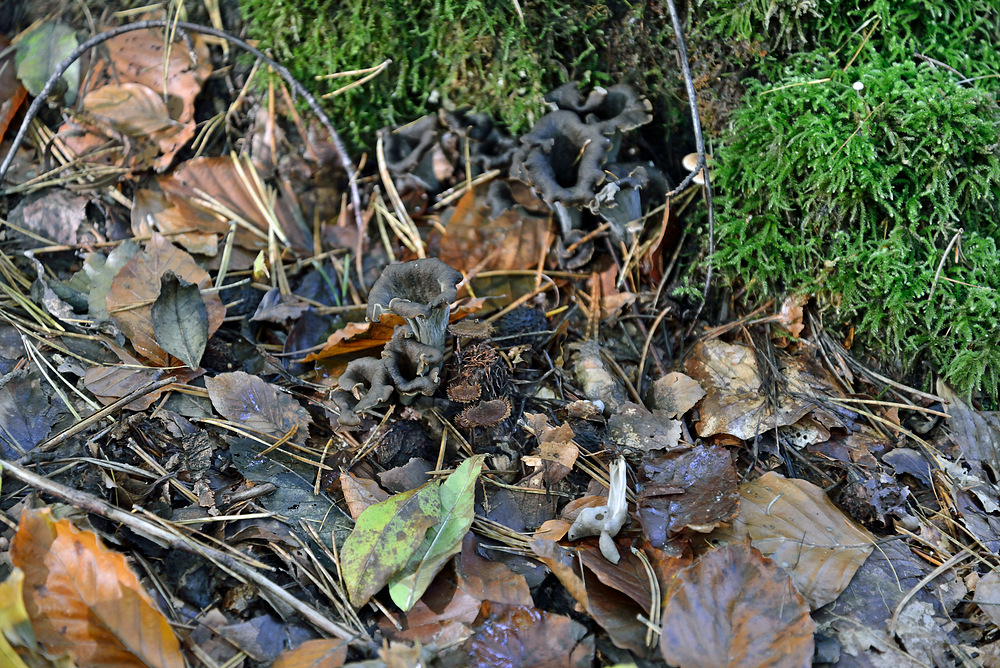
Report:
10,507,184,668
660,543,815,668
272,638,348,668
339,473,390,520
609,401,683,456
650,371,706,419
713,472,875,609
83,82,179,139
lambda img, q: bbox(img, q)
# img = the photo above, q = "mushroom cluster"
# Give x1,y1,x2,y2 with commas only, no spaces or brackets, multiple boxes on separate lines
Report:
330,258,463,428
380,109,517,210
507,82,667,268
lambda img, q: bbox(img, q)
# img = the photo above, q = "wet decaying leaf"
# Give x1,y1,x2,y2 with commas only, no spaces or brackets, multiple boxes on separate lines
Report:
636,444,739,550
227,438,354,548
10,507,184,668
660,543,815,668
939,380,1000,481
713,472,875,609
205,371,311,440
0,370,67,459
7,189,89,246
466,603,594,668
813,538,962,666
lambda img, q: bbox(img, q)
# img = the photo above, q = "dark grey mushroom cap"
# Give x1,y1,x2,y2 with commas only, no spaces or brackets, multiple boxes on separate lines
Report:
380,114,442,191
328,389,362,428
546,83,653,135
366,258,463,324
509,110,612,207
337,356,394,417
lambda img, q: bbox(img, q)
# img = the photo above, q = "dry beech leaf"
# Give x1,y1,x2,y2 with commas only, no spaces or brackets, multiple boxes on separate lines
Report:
686,340,819,439
106,234,225,366
83,83,179,138
9,507,183,668
272,638,348,668
156,156,308,253
132,188,221,256
205,371,311,441
379,567,481,647
455,534,533,608
660,543,815,668
715,472,875,610
651,371,706,418
81,28,209,170
438,188,552,274
340,473,390,520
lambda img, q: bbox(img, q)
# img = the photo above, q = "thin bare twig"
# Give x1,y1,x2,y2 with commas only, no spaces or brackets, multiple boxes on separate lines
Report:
661,0,716,332
0,457,371,648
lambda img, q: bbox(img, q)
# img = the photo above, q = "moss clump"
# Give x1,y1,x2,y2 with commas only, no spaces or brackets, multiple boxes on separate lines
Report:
239,0,612,150
711,46,1000,396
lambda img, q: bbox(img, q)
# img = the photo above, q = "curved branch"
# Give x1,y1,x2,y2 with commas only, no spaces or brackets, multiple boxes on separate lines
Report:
0,19,365,235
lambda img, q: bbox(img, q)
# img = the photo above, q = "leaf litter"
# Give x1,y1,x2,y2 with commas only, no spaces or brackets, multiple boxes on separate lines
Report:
0,7,994,668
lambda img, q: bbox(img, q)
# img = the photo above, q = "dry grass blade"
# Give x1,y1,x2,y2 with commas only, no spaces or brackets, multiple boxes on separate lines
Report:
375,134,425,258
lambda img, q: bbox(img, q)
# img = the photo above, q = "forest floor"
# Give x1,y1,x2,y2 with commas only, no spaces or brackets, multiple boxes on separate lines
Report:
0,3,998,667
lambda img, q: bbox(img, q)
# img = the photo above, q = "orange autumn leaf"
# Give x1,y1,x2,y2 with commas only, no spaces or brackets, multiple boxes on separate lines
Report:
304,298,486,362
273,638,349,668
9,507,184,668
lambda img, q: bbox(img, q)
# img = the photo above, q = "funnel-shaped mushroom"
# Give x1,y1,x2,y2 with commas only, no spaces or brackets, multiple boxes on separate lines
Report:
331,356,395,427
510,110,612,208
367,258,463,354
382,326,445,402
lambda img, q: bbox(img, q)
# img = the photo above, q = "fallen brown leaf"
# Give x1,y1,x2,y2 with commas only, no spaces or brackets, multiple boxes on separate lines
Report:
10,507,184,668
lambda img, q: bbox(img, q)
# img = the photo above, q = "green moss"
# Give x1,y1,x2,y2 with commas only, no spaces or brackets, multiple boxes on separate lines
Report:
239,0,612,149
712,49,1000,397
